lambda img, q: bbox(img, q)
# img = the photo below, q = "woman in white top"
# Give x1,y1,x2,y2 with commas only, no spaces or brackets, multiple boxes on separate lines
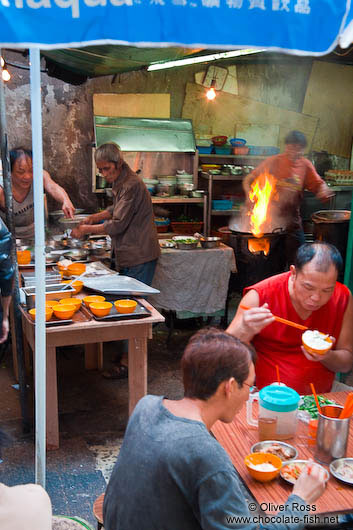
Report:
0,147,75,239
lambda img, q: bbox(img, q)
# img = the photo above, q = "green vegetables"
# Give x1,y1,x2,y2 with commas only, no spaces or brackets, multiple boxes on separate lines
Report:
298,395,337,419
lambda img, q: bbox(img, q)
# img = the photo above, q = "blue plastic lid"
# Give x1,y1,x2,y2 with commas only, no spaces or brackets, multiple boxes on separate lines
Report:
259,385,300,412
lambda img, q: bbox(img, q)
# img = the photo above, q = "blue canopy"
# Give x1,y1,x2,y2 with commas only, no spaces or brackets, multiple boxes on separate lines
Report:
1,0,352,54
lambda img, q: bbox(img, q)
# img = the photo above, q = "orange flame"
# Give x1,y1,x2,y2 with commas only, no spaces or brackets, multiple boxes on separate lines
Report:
249,171,277,237
248,237,270,255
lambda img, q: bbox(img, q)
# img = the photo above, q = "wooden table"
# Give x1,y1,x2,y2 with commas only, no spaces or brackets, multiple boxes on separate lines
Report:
211,391,353,516
20,297,164,450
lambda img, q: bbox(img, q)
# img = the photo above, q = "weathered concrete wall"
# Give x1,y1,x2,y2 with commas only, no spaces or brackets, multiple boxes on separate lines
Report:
2,52,350,214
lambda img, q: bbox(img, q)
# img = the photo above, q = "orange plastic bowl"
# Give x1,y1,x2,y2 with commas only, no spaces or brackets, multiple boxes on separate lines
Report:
89,302,112,317
45,300,58,309
52,304,76,320
83,295,106,307
61,280,83,295
302,331,333,356
29,307,53,322
17,249,31,265
244,453,282,482
114,299,137,314
59,298,82,312
67,263,86,277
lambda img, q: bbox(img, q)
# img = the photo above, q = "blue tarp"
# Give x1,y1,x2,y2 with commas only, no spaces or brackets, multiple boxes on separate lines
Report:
0,0,352,55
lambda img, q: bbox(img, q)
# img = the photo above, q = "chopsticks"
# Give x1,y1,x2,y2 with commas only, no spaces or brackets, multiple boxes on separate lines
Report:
339,392,353,419
310,383,322,415
240,304,309,331
275,365,280,385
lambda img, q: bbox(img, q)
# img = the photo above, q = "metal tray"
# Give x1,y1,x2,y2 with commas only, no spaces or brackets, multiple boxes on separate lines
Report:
83,274,160,296
84,297,151,321
22,284,76,309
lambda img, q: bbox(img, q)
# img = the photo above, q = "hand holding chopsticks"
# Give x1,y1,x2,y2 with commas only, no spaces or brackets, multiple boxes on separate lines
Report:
240,304,308,331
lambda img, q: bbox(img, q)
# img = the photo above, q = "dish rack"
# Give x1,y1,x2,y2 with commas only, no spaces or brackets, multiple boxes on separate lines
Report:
325,170,353,186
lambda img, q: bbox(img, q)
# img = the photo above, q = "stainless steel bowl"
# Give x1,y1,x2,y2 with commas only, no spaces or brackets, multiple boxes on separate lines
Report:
63,249,88,261
58,215,87,229
329,458,353,485
251,440,298,461
172,236,198,250
45,252,59,264
200,236,221,249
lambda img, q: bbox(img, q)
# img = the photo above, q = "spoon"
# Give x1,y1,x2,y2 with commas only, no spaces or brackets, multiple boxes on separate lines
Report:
61,270,88,290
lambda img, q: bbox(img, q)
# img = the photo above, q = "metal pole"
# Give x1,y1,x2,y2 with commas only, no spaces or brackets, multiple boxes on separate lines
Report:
0,48,29,434
29,48,46,488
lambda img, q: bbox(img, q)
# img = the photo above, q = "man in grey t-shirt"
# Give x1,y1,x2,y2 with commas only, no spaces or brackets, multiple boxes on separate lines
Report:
104,328,327,530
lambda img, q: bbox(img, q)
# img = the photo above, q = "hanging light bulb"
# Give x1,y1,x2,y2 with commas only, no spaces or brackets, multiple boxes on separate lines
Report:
1,56,11,82
206,79,216,100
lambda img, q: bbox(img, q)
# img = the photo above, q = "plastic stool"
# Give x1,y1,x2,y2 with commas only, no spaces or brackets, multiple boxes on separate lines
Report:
93,493,105,530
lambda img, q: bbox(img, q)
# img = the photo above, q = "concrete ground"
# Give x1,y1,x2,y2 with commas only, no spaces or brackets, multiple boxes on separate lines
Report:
1,296,352,527
0,312,214,526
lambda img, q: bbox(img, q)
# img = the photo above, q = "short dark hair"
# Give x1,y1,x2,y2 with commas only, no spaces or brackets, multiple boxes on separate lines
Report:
10,147,33,170
284,131,307,148
95,142,123,169
181,327,255,400
294,241,343,274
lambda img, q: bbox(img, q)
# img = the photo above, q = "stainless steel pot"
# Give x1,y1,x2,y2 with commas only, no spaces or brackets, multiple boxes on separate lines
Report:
199,236,221,249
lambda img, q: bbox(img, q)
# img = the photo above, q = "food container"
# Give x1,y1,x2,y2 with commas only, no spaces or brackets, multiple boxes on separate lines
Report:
229,138,247,147
315,405,350,464
29,307,53,322
154,217,170,233
197,146,213,154
251,441,298,461
22,284,75,309
58,215,87,229
17,249,31,265
83,295,106,307
244,453,282,482
59,297,82,312
63,249,89,262
67,262,86,277
199,236,221,249
211,135,228,146
60,280,83,295
280,460,329,485
247,385,300,440
114,299,137,314
302,330,333,356
172,236,198,250
329,458,353,485
232,146,249,155
89,302,113,317
214,146,232,155
170,221,203,235
52,304,76,320
212,200,233,211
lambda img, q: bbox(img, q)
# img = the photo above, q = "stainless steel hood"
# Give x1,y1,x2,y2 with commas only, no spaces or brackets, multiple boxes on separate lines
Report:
94,117,196,152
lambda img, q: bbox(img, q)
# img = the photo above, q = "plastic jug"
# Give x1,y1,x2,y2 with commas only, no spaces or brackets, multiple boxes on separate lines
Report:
247,385,300,440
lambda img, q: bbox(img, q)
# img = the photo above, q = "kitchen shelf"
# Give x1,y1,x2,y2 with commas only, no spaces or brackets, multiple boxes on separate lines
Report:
211,209,241,216
198,154,266,160
200,172,244,181
152,197,204,204
197,150,267,235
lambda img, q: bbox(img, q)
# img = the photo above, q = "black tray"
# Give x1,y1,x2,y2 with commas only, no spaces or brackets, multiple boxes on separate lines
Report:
86,297,151,321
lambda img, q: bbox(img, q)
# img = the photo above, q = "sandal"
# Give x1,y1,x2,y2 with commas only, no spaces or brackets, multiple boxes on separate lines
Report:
102,364,128,380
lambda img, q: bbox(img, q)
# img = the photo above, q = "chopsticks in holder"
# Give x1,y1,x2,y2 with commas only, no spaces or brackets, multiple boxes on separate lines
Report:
239,304,308,331
310,383,322,415
339,392,353,419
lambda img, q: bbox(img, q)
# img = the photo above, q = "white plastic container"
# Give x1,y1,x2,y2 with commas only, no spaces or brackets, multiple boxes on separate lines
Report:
247,385,300,440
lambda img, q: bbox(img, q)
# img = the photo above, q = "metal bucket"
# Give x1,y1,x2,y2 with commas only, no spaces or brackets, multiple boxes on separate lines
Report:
312,210,350,277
